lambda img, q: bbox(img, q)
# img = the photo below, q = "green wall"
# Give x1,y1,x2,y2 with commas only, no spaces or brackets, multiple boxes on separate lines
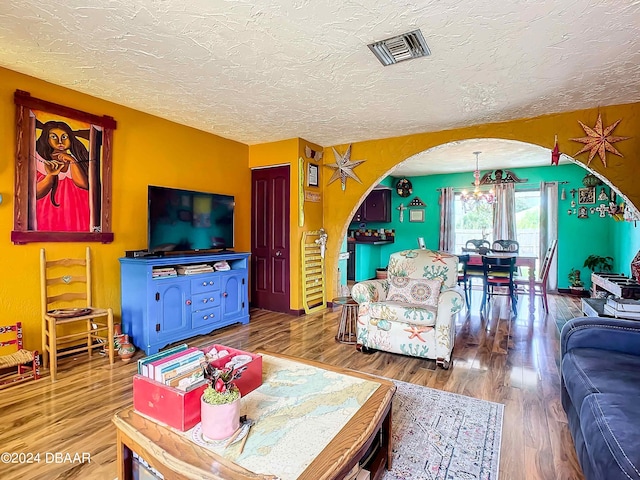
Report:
349,163,638,288
611,219,640,277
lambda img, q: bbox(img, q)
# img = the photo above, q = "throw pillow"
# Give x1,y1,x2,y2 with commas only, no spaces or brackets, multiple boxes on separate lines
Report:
387,275,442,307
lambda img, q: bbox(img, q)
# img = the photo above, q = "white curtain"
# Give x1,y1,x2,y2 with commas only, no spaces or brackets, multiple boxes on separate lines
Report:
438,187,455,251
492,183,517,241
540,182,559,291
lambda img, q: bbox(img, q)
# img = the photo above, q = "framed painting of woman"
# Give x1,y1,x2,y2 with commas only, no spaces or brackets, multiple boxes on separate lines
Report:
11,90,116,243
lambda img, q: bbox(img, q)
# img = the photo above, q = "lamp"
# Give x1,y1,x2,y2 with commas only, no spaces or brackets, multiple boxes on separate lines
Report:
460,151,495,212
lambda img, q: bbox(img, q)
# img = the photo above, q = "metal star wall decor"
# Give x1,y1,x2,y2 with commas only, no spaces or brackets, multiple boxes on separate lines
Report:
570,114,630,167
326,144,365,191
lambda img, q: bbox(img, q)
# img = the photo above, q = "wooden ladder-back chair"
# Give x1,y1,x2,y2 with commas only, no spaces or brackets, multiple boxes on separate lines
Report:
40,247,115,381
515,240,558,313
481,255,518,316
457,254,471,307
492,239,520,253
462,239,491,253
0,322,40,388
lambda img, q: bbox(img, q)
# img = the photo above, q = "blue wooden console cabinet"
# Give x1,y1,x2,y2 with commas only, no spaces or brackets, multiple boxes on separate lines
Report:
119,252,250,355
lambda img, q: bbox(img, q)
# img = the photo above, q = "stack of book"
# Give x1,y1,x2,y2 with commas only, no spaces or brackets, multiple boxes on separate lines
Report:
137,344,206,391
152,267,177,278
176,264,214,275
604,297,640,320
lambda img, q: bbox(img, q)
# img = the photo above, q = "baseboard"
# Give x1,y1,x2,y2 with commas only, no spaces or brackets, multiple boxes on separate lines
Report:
558,288,589,297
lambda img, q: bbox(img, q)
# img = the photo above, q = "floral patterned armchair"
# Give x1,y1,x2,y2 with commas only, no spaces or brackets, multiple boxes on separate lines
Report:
351,249,463,369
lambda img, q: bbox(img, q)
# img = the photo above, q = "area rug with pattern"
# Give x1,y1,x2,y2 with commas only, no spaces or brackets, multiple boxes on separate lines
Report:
383,380,503,480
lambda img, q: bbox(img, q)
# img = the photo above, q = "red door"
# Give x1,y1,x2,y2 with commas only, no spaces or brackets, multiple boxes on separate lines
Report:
251,166,290,313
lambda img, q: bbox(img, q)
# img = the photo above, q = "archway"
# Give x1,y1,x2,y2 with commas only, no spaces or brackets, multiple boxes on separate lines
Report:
335,137,634,296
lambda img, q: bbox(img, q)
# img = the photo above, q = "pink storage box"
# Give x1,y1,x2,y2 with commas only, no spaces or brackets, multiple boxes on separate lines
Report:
133,374,207,431
133,345,262,431
200,344,263,397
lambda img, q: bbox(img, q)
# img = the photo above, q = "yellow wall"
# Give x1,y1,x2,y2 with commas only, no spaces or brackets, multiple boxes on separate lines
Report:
4,64,639,346
248,139,324,311
0,67,250,351
321,103,640,298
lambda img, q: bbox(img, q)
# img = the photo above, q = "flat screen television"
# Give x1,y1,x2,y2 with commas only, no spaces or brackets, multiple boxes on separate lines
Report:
148,185,235,254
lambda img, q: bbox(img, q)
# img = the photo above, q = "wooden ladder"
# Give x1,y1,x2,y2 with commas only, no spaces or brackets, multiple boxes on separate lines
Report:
301,230,327,313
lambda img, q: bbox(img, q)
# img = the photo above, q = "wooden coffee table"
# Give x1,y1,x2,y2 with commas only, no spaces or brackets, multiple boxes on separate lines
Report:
113,352,395,480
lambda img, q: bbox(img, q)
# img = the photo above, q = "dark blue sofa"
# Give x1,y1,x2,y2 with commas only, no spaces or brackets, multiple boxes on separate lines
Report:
561,316,640,480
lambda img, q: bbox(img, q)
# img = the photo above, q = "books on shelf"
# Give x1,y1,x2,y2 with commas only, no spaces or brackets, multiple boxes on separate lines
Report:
150,347,203,382
213,260,231,271
152,267,177,278
137,343,189,376
159,352,204,384
137,341,209,391
176,264,214,275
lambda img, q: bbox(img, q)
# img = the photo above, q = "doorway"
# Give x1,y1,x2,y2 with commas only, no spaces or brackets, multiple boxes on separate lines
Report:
251,166,291,313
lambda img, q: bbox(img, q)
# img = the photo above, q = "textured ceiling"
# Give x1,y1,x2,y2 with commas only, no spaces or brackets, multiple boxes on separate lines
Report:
392,138,571,177
1,0,639,175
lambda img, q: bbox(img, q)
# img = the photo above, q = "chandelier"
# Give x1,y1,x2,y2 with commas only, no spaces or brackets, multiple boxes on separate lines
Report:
460,151,495,212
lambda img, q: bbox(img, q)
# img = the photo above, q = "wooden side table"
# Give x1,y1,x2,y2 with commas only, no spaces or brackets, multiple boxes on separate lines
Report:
332,296,358,344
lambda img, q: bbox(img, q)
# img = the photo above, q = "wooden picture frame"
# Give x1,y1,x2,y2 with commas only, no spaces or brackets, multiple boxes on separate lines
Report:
307,163,319,187
409,209,425,223
578,187,595,205
11,90,116,244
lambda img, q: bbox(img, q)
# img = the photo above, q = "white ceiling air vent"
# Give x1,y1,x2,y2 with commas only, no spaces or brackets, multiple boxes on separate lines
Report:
368,29,431,66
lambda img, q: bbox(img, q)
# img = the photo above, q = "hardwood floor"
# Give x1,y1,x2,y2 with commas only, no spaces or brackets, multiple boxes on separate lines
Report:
0,290,586,480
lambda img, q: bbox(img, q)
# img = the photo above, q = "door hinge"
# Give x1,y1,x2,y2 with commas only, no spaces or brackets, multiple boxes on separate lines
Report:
242,277,245,285
155,323,160,332
155,292,160,301
242,302,245,309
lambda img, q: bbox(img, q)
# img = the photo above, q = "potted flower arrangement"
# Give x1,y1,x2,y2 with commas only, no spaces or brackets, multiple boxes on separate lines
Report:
200,361,246,440
568,268,584,294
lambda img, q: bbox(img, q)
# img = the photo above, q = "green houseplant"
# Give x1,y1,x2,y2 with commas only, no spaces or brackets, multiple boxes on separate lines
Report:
583,255,614,273
568,268,584,292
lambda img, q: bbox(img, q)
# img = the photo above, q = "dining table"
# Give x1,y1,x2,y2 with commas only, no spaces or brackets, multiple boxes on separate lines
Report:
459,251,538,312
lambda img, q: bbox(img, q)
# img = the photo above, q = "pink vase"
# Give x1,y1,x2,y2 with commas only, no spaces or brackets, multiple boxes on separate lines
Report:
200,394,241,440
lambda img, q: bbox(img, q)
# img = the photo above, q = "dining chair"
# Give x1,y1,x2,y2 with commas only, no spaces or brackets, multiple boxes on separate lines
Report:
491,239,520,253
0,321,40,388
463,253,485,298
40,247,115,381
457,254,470,307
515,240,557,313
481,255,518,315
462,239,491,253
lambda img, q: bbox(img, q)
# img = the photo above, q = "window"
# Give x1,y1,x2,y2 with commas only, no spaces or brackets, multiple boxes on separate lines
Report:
454,194,493,252
454,190,540,257
513,190,540,257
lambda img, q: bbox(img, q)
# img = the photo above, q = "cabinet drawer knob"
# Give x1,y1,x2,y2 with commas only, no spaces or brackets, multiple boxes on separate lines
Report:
209,281,214,285
210,297,215,302
223,292,228,297
186,300,192,305
202,314,208,320
202,282,207,286
203,298,208,303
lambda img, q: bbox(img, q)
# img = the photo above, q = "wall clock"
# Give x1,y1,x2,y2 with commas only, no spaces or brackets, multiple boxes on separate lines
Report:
395,178,413,197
